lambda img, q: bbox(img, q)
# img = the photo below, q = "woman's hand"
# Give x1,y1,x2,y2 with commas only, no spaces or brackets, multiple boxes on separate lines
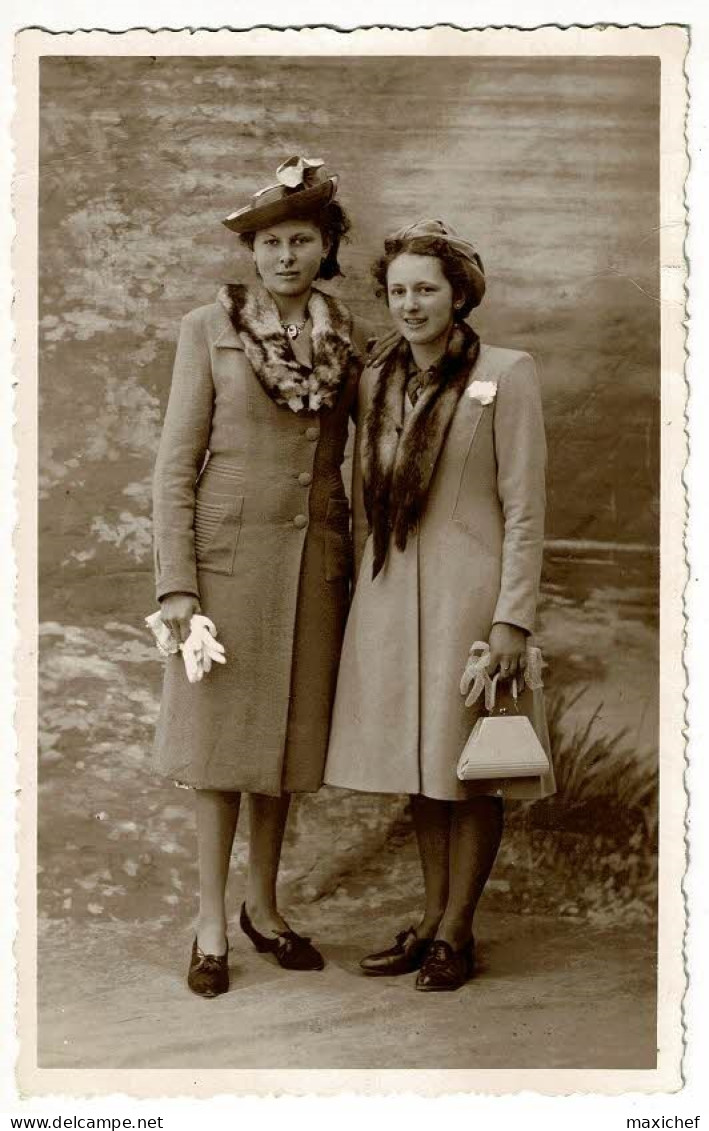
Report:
488,622,528,681
160,592,201,644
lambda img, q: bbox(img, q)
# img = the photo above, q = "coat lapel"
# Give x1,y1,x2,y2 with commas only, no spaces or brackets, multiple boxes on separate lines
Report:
213,303,244,350
454,344,499,456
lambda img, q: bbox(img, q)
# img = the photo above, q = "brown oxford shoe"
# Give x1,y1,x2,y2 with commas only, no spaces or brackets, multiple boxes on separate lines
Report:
187,937,230,998
359,927,433,977
415,938,476,992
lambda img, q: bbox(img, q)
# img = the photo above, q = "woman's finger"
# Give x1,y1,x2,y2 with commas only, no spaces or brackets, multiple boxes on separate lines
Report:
176,618,192,645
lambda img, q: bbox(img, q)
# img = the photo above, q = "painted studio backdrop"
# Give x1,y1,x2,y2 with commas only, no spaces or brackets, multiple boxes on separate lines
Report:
37,55,659,1068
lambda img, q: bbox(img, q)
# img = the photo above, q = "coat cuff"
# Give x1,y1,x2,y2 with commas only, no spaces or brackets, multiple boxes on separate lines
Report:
491,602,536,636
492,617,533,636
156,574,201,603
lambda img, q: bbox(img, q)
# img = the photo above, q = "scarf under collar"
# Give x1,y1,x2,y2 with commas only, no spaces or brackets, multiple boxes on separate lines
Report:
362,321,481,579
218,283,360,413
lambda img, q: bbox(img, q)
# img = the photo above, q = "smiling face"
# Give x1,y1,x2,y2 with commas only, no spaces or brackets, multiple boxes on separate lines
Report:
385,253,457,352
252,219,328,298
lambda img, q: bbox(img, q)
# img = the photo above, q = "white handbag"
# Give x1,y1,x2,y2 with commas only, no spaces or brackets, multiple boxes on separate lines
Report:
457,675,551,781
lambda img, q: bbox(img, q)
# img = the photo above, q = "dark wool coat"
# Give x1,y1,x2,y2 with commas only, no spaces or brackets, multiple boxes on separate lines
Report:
152,296,367,794
324,345,555,802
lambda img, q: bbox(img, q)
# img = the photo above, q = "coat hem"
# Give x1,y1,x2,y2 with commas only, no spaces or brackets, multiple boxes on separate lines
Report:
150,768,322,796
324,778,554,802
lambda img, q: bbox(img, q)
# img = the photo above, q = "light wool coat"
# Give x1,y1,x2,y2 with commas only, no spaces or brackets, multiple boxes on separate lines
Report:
152,298,366,795
324,344,555,802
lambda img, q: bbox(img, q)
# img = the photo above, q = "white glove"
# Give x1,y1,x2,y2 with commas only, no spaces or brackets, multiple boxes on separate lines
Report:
460,641,497,709
145,609,179,657
146,610,226,682
460,640,544,709
180,615,227,683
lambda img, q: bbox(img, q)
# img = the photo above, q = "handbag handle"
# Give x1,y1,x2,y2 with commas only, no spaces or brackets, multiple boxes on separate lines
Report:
488,674,520,715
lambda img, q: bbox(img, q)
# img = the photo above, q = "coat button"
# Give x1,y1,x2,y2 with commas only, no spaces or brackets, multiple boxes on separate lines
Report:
305,426,319,441
298,471,313,486
293,514,308,529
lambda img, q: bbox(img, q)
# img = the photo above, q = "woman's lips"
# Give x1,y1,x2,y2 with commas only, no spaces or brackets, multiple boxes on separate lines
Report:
403,317,427,327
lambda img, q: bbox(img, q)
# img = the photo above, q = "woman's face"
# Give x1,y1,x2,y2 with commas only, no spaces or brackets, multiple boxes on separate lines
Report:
386,253,456,350
252,219,328,298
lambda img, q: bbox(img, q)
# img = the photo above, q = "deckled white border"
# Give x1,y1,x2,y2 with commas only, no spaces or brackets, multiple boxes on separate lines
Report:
5,16,695,1108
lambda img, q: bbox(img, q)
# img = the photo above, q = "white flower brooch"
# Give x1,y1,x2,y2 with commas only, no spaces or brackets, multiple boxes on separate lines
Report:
467,380,497,406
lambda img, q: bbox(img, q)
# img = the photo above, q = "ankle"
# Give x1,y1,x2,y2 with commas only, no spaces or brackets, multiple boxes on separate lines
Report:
196,917,228,956
245,895,275,919
436,914,473,951
197,909,227,931
417,912,444,940
244,898,287,932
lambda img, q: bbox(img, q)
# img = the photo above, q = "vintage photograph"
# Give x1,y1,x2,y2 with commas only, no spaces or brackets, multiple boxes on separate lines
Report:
13,25,687,1093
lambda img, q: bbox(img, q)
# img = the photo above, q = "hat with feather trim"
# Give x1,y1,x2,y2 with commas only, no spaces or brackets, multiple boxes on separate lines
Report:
222,157,339,234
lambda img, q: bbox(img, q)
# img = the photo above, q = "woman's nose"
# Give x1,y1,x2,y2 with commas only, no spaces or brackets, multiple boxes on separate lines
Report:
403,293,419,311
279,246,295,265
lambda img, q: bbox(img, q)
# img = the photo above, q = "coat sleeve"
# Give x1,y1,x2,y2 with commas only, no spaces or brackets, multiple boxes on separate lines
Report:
491,353,547,635
152,310,215,602
351,366,373,582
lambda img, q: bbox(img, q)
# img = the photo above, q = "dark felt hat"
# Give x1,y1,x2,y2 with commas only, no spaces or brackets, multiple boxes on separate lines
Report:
222,157,338,234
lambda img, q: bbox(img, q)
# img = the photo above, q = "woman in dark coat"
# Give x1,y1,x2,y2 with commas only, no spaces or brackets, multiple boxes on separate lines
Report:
325,219,553,991
152,157,368,996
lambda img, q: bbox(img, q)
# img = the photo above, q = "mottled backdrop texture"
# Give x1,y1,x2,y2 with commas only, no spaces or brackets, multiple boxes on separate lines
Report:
36,55,659,991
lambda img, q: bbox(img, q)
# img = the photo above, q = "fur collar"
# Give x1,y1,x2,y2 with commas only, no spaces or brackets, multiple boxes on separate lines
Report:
218,283,359,413
362,321,481,578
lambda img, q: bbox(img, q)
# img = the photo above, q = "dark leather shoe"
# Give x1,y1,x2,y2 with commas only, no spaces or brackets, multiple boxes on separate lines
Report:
359,927,433,977
239,903,324,971
187,937,229,998
415,938,476,992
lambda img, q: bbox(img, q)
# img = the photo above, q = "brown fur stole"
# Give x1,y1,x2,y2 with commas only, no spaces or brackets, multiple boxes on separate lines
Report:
218,283,360,413
362,321,480,578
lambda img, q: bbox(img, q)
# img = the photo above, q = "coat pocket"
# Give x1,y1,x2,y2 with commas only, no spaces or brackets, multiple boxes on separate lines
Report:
325,497,353,582
194,493,244,576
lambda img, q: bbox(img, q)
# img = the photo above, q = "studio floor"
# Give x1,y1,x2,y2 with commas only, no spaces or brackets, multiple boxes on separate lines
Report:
38,891,657,1072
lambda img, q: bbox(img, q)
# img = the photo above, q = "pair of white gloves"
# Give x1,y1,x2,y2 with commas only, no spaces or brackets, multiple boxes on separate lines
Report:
460,641,544,711
145,610,226,684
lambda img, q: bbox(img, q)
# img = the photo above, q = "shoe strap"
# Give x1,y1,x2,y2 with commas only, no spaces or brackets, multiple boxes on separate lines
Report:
394,926,418,949
277,930,313,953
195,944,227,968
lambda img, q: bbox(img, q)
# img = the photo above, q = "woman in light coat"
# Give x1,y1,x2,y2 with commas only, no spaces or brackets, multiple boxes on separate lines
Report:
152,157,368,996
324,219,554,992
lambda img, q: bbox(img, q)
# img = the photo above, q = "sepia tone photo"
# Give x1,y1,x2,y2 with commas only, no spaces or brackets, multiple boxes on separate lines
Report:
13,25,687,1095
